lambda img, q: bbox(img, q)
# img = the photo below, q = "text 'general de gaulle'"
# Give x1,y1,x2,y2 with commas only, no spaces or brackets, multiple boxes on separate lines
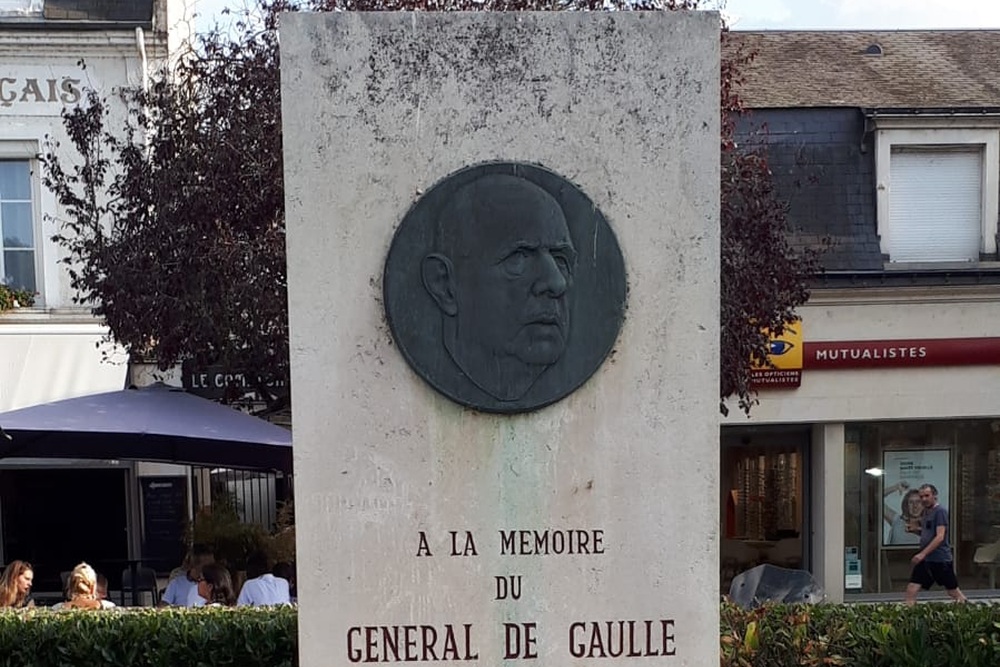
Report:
346,620,677,662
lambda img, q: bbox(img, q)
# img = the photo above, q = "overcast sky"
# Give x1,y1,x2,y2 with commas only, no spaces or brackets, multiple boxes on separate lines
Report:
721,0,1000,30
189,0,1000,34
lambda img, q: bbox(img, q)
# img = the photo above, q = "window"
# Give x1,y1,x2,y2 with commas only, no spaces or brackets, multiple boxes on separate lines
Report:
844,420,1000,596
720,429,809,594
0,160,36,293
0,0,42,16
874,124,1000,264
888,148,982,262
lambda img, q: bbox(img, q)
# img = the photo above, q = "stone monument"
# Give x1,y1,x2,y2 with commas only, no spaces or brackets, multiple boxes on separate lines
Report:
282,11,720,665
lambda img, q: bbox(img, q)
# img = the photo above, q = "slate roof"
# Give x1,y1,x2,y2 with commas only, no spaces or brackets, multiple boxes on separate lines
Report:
0,0,152,25
735,108,886,273
727,30,1000,110
43,0,152,23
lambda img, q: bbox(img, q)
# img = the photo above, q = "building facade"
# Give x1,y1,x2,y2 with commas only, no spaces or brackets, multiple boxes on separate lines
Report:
0,0,191,596
722,30,1000,602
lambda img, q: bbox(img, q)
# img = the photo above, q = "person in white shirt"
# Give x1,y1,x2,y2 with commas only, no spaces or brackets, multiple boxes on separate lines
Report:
160,544,213,607
237,553,291,607
161,569,198,607
272,561,296,604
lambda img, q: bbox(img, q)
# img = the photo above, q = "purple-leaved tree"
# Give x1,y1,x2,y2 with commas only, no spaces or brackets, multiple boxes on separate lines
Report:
42,0,814,414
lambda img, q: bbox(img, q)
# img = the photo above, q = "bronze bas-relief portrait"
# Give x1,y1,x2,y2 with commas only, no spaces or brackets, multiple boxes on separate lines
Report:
421,174,577,401
384,162,626,414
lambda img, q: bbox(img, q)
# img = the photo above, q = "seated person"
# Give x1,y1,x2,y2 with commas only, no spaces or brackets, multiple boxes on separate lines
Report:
0,560,34,609
237,553,291,607
272,561,297,604
52,563,114,610
161,543,214,608
95,573,116,608
197,563,236,607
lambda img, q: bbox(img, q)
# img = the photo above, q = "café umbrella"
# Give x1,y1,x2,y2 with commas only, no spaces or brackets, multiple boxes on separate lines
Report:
0,383,292,471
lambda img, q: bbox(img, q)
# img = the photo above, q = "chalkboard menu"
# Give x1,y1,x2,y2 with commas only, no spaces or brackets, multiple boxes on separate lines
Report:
140,477,188,571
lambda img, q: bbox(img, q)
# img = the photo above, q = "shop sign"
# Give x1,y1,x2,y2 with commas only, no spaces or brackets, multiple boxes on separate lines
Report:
804,337,1000,370
0,65,87,112
181,360,288,399
753,334,1000,390
750,321,803,388
0,76,81,107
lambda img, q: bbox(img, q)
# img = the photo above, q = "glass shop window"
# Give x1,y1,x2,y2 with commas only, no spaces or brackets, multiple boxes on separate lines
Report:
721,429,809,594
844,420,1000,597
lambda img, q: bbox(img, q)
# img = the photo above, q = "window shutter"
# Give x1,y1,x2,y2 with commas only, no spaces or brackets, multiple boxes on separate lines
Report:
888,149,982,262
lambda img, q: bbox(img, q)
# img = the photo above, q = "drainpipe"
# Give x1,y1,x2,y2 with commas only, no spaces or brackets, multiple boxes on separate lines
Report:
135,27,149,93
134,27,153,153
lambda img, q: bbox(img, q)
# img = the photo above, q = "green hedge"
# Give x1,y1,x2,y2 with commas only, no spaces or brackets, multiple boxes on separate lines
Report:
0,607,297,667
5,603,1000,666
722,601,1000,667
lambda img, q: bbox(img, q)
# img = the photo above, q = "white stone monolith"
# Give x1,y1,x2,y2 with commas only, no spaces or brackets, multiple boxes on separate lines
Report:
281,11,720,666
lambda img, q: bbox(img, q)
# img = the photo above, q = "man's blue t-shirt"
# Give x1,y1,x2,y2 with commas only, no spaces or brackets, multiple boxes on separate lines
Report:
919,504,952,562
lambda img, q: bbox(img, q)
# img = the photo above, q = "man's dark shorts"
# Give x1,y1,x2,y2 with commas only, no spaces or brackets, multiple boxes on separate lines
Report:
909,560,960,590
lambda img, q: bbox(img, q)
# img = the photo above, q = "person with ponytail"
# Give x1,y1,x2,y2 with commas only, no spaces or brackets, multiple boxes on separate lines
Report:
53,562,113,610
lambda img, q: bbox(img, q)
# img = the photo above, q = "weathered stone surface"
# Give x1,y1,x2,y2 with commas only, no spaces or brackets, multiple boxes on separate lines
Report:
282,11,719,666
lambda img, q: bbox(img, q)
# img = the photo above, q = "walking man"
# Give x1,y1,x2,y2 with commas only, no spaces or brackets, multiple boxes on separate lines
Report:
905,483,967,605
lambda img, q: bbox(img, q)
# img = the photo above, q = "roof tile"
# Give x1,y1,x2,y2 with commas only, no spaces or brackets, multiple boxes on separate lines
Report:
727,30,1000,109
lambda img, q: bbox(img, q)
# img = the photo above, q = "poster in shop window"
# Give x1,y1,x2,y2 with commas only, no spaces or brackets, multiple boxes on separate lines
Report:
881,449,950,547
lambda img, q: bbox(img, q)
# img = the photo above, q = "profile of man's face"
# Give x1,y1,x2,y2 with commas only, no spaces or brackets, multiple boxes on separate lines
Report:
422,174,577,401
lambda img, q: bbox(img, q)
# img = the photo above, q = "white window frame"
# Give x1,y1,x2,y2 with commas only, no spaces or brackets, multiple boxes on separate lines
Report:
875,121,999,263
0,140,43,305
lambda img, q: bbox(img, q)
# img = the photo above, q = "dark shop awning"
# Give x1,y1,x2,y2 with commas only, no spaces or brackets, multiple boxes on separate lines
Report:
0,383,292,471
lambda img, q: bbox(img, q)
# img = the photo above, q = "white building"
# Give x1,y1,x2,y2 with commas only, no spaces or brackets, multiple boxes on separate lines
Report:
0,0,191,599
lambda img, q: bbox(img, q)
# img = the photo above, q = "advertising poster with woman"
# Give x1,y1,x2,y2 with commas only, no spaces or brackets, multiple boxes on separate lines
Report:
882,449,950,547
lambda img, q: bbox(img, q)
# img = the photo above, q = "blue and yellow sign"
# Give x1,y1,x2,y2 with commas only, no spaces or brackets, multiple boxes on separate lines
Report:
752,320,802,388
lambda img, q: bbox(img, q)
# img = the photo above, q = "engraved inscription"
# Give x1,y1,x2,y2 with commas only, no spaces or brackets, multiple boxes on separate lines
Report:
345,529,679,662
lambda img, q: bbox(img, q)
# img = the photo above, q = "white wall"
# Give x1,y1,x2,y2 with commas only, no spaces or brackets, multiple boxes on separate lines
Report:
0,13,178,403
0,19,176,312
0,34,142,310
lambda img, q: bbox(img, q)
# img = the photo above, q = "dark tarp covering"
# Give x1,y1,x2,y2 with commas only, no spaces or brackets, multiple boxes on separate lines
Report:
729,564,826,608
0,383,291,471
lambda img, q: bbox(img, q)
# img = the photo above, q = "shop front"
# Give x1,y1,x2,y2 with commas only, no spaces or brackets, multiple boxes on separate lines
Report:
722,288,1000,602
844,419,1000,598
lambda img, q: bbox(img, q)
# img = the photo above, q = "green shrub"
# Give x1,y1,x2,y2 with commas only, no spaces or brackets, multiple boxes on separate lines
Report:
6,601,1000,666
188,495,295,571
721,601,1000,667
0,606,297,667
0,284,35,312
